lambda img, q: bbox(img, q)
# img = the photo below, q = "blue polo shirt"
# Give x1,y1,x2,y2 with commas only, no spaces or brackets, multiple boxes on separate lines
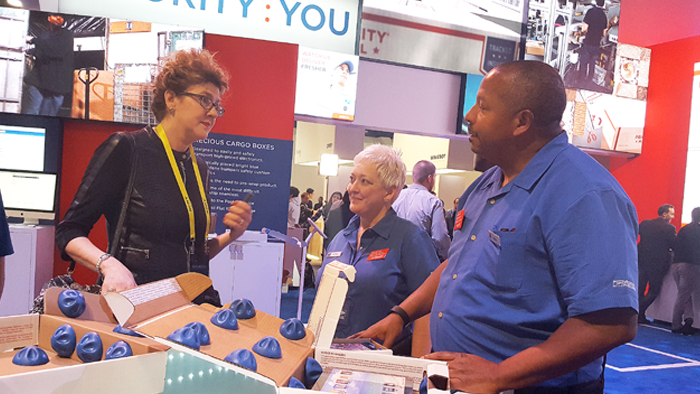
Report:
431,132,638,388
317,209,440,338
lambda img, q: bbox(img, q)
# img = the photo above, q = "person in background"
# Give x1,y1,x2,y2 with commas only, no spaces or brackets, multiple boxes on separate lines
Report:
316,145,441,357
305,188,315,209
322,191,343,221
0,191,14,301
314,196,324,211
577,0,608,88
55,49,252,303
670,207,700,335
299,192,312,226
289,186,301,228
392,160,451,261
637,204,677,324
356,61,638,393
22,14,74,116
323,190,352,252
444,197,459,240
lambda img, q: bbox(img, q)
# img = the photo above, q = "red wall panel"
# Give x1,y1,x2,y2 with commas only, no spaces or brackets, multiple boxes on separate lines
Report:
610,36,700,226
204,34,298,141
619,0,700,48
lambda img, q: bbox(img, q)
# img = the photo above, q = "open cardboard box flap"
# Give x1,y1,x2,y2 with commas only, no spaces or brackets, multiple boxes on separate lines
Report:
101,272,211,328
97,273,314,387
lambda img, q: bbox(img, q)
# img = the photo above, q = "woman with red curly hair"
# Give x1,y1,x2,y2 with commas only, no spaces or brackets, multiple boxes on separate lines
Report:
56,49,251,305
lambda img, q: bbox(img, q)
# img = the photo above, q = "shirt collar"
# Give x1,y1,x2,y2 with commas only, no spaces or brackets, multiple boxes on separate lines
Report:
498,131,569,192
342,208,398,240
406,184,429,192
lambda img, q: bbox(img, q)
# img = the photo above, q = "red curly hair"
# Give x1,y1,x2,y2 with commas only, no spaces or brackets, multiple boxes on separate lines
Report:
152,49,229,122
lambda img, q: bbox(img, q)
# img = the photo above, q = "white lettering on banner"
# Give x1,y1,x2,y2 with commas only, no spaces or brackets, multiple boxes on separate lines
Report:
56,0,359,53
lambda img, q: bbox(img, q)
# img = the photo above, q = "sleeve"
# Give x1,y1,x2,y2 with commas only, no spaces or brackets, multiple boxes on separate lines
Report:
401,226,441,293
0,192,14,257
55,133,132,261
546,189,639,317
430,198,451,261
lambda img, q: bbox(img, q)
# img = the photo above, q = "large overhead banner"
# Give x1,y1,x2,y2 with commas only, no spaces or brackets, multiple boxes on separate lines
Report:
53,0,360,53
360,0,524,75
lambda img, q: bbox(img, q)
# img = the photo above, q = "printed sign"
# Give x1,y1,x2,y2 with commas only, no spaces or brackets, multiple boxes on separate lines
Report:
294,46,359,121
194,132,293,235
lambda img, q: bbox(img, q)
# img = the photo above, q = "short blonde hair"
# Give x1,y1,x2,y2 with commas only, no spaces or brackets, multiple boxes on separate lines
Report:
353,144,406,191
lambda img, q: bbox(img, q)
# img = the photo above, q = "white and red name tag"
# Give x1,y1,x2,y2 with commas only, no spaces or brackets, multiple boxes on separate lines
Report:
367,248,389,261
454,209,466,230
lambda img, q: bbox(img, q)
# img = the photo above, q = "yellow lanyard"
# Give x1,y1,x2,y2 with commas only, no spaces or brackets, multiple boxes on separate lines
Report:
155,125,210,252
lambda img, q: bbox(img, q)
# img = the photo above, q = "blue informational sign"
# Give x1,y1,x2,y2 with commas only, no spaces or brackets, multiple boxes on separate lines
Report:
193,133,293,235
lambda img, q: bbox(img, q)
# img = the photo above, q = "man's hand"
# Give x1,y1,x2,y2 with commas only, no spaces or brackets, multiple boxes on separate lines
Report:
425,352,501,394
349,313,404,348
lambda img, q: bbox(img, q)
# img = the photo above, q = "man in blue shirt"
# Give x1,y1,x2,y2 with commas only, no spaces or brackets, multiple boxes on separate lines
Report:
357,61,638,393
393,160,451,261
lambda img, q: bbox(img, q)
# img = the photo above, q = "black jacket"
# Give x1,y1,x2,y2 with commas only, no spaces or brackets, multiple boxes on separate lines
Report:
56,127,211,285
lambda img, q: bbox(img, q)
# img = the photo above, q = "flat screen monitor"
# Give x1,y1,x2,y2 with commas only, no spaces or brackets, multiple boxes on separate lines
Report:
0,113,62,225
0,171,57,225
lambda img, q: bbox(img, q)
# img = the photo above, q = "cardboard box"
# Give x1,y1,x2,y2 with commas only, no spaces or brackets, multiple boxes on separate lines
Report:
102,273,315,388
308,261,447,393
0,314,167,394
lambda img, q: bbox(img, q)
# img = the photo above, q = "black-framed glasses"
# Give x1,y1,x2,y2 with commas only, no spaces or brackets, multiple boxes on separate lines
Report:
179,92,225,117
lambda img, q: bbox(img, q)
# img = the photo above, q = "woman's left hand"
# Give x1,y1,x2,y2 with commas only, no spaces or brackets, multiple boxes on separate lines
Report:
222,200,252,242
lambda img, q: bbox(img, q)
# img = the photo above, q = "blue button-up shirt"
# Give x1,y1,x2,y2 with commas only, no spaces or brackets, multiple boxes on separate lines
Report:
431,133,639,387
317,209,441,338
393,184,451,261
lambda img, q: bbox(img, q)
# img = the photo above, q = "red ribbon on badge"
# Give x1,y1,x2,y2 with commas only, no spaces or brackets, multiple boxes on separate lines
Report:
367,248,389,261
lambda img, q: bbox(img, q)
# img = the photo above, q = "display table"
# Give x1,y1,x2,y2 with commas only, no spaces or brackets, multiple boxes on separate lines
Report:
0,225,55,317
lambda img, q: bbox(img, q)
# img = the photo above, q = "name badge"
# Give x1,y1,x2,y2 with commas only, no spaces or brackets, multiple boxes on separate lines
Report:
367,248,389,261
327,251,342,258
454,209,466,230
488,230,501,248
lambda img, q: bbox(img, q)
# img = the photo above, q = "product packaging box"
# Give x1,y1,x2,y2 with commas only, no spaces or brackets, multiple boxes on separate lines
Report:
308,261,447,393
102,272,315,388
0,313,168,394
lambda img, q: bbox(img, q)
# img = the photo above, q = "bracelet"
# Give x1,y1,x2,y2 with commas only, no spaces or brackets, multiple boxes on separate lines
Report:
389,305,411,326
95,253,112,275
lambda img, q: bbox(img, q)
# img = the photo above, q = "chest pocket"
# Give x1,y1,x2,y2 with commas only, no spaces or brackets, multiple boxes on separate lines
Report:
494,232,526,292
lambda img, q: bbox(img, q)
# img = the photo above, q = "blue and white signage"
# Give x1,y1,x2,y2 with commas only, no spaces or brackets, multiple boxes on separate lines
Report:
194,133,293,235
56,0,360,53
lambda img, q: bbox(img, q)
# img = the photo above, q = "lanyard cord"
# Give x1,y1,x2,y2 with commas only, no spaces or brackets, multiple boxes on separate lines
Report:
155,125,210,252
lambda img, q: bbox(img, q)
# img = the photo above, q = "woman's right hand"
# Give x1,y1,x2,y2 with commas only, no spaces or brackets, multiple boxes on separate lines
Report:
99,257,137,295
349,313,405,348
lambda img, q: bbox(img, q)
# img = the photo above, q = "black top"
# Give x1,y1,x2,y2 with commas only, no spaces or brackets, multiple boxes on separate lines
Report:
637,217,676,266
56,127,211,284
675,222,700,266
583,6,608,47
25,28,74,95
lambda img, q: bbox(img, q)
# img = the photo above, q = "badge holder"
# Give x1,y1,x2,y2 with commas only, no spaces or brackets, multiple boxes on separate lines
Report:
262,218,327,320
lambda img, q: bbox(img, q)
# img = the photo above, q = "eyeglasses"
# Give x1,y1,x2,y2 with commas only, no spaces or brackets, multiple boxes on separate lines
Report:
179,92,225,117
